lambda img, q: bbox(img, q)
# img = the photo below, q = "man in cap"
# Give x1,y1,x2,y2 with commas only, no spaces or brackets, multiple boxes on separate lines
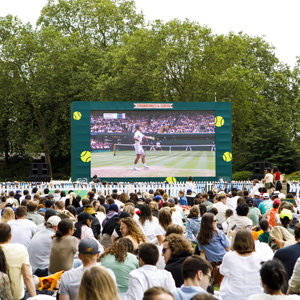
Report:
36,208,57,232
253,191,262,208
59,239,116,300
28,215,61,275
258,193,273,216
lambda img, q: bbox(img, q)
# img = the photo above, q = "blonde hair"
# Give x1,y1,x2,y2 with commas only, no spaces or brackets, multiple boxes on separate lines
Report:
1,207,15,223
270,226,295,246
77,266,120,300
69,192,76,205
123,205,135,217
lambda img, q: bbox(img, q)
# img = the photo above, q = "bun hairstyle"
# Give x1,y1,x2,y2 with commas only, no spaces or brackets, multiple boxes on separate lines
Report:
260,260,286,291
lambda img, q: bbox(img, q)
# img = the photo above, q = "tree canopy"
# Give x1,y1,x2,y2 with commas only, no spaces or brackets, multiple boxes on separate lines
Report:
0,0,300,179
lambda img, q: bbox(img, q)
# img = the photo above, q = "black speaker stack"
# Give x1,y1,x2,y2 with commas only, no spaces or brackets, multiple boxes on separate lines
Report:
29,163,51,182
249,162,271,180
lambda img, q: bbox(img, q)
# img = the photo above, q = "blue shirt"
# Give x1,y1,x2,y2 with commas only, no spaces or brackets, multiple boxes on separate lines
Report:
197,230,230,262
253,197,262,208
179,196,188,206
172,285,208,300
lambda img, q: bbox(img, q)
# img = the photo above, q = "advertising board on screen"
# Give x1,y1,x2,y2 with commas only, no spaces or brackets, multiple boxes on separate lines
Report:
71,102,231,182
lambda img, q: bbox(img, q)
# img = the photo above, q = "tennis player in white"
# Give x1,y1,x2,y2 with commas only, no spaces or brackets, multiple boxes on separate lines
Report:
133,124,153,170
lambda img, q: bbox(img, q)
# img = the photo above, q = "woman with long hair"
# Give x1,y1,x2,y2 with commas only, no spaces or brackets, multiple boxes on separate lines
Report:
249,260,299,299
196,213,230,263
137,204,159,242
219,230,264,300
270,226,295,250
100,238,139,293
120,217,146,251
48,219,77,274
0,207,15,223
186,206,201,242
77,266,120,300
155,208,173,245
0,247,13,300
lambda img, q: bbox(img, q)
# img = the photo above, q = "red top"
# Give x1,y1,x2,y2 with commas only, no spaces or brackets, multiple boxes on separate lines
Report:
275,172,280,181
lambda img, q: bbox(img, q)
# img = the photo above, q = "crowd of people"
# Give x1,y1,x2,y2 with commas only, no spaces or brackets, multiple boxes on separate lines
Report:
90,112,215,134
1,173,300,299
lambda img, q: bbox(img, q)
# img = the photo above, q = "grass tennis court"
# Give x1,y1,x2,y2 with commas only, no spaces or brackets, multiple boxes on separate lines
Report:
91,150,215,178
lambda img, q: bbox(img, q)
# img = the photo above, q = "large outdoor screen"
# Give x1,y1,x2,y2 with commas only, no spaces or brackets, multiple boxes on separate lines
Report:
90,110,216,178
71,102,232,182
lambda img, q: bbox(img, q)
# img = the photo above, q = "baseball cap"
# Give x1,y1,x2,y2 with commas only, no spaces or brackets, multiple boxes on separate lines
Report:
280,209,293,220
290,213,300,229
278,193,286,199
45,209,57,219
273,191,280,195
246,199,254,206
78,212,94,222
108,204,118,212
273,199,281,205
6,199,14,205
155,195,162,200
78,239,100,254
186,189,192,194
47,216,61,226
117,211,131,220
263,193,270,199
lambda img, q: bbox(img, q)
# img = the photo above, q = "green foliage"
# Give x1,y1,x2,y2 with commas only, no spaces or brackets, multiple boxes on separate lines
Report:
0,1,300,180
285,171,300,181
232,171,252,181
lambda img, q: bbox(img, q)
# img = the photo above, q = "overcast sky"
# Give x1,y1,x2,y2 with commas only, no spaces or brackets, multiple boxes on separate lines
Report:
1,0,299,68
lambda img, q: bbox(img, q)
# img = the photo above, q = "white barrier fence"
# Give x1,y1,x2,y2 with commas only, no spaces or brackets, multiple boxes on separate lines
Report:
0,180,299,198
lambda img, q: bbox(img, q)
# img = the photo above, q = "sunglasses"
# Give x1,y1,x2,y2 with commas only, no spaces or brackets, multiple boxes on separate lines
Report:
162,247,171,254
203,272,214,284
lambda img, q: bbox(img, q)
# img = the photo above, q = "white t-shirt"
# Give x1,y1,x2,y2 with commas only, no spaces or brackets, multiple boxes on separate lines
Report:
248,295,300,300
137,217,159,242
134,131,144,144
220,251,263,300
8,219,37,248
155,224,166,237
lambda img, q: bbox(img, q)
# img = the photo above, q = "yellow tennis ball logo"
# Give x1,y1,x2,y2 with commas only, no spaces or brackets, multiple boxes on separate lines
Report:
166,177,177,184
73,111,82,120
215,116,224,127
223,152,232,162
81,151,91,163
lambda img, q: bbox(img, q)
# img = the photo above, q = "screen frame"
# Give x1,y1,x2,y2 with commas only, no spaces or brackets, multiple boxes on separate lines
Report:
71,101,232,182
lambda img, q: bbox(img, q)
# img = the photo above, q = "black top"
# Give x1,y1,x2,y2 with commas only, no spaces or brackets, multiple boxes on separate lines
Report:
164,251,193,287
274,242,300,282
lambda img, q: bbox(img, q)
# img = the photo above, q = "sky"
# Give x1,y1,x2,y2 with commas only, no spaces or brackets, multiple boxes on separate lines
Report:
1,0,299,68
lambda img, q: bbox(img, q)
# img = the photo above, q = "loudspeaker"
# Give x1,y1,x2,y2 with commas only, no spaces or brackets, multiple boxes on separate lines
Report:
253,162,271,176
29,163,51,182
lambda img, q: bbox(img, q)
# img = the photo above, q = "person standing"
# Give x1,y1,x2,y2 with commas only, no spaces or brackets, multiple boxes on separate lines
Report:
133,125,153,170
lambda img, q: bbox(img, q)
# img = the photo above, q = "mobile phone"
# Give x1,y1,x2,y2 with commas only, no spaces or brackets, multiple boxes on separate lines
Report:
231,224,237,231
